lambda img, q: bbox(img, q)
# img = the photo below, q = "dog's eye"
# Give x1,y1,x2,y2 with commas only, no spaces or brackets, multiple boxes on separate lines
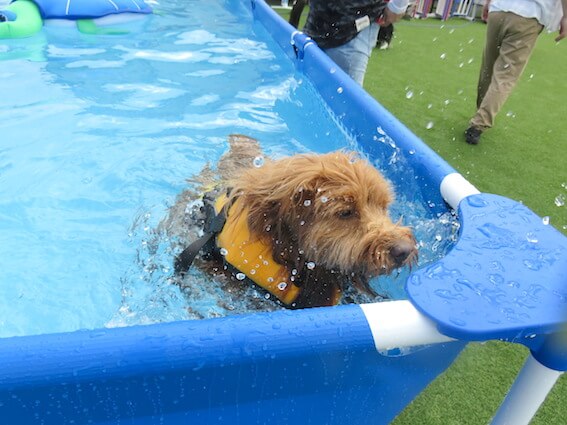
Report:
338,208,355,219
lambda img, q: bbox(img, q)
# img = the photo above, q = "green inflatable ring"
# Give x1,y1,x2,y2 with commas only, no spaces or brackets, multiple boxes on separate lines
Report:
0,0,43,39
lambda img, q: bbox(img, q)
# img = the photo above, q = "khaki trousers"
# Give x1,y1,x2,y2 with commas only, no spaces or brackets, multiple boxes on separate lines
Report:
470,11,543,130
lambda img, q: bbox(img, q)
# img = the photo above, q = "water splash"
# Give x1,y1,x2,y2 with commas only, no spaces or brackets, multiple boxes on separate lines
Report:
253,156,265,167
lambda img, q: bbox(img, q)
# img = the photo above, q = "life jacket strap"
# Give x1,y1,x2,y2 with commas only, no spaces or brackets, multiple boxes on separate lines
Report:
174,195,228,275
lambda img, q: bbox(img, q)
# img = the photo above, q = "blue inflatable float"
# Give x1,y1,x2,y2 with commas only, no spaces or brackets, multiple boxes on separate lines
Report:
0,0,152,38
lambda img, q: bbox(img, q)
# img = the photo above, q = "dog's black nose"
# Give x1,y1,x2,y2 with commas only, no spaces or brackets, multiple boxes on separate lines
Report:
389,240,415,267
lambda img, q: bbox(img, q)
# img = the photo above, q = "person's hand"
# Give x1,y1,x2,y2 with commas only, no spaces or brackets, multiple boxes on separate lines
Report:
380,8,404,27
556,16,567,41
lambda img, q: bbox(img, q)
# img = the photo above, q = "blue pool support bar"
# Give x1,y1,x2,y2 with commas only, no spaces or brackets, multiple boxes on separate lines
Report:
0,1,564,424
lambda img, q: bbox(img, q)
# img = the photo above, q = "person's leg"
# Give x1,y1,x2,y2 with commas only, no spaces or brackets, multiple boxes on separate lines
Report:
376,24,394,49
323,23,380,86
289,0,307,29
476,12,506,109
470,13,542,131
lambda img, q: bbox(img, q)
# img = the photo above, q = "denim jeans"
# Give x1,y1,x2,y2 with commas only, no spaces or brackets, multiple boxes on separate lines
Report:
323,22,380,86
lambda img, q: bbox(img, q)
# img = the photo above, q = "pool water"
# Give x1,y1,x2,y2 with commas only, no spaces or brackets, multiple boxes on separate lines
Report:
0,0,459,338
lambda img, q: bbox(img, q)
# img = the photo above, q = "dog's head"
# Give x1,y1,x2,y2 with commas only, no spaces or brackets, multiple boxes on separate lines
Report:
228,151,418,281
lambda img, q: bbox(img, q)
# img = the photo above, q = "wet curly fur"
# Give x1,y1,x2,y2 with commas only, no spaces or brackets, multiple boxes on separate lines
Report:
170,134,417,309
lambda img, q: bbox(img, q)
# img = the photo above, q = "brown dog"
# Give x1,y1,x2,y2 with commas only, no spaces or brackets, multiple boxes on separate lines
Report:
171,135,417,309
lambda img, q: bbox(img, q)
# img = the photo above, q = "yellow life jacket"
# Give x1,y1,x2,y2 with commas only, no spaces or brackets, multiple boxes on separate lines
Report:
214,194,303,305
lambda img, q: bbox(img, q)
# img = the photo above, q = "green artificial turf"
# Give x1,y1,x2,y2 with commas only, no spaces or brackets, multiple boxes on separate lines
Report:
273,7,567,425
366,19,567,236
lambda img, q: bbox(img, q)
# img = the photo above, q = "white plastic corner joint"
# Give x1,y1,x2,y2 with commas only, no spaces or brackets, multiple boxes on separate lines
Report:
360,300,455,351
440,173,480,210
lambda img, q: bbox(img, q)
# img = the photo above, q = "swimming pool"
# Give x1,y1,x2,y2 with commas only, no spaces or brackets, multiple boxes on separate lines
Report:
0,0,565,424
0,0,458,337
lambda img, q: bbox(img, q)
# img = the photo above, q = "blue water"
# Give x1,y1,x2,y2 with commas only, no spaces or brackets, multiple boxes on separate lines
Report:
0,0,459,338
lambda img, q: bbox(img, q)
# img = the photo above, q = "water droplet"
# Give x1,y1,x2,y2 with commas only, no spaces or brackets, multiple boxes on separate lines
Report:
320,196,328,203
467,58,474,64
449,29,455,34
554,195,565,207
303,200,312,207
542,216,550,225
249,269,256,275
220,248,228,256
277,282,287,290
376,126,386,135
264,293,271,299
526,233,538,243
306,262,316,270
503,63,510,69
253,156,265,167
235,273,246,280
336,87,343,94
406,90,414,99
426,121,434,129
427,103,433,109
409,149,416,155
444,99,450,105
459,62,464,68
330,67,336,74
506,111,515,118
432,37,438,42
440,53,446,60
468,38,474,44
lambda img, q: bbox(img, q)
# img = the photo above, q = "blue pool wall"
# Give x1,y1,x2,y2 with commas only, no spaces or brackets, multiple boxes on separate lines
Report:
0,306,465,425
0,1,472,424
251,0,458,213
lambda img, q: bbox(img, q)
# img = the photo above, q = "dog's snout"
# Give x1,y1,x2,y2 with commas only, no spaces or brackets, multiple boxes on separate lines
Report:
389,240,415,267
